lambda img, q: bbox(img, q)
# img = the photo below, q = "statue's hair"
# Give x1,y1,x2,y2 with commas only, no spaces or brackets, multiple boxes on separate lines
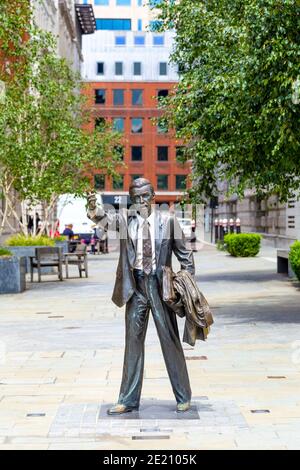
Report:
129,177,154,195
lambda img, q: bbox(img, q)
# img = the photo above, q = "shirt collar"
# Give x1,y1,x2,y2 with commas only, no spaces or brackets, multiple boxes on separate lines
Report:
137,210,155,226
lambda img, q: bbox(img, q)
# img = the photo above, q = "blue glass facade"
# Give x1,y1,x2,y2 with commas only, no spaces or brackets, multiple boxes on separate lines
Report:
95,18,131,30
94,0,109,5
116,0,131,5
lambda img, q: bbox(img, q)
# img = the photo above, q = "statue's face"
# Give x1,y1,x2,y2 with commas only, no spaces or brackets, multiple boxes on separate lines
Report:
130,185,155,218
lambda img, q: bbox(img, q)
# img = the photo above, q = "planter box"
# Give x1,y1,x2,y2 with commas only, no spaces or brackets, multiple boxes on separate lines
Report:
0,256,26,294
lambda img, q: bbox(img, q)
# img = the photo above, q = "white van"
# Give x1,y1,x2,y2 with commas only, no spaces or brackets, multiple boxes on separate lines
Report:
57,193,103,236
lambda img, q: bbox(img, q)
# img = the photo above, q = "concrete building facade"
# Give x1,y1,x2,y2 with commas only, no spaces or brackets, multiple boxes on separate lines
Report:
33,0,96,73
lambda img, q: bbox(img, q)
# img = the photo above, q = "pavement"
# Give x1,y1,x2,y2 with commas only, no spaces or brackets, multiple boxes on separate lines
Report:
0,241,300,450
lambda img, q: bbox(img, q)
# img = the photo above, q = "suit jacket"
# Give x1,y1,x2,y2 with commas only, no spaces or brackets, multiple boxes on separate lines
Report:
87,206,195,307
162,268,213,346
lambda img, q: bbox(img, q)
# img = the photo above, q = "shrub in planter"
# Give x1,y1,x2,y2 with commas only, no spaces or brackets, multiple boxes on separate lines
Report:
289,241,300,281
0,247,12,257
224,233,261,257
5,235,55,247
4,235,55,273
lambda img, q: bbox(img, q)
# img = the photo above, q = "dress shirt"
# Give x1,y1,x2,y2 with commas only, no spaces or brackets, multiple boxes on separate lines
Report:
133,211,156,271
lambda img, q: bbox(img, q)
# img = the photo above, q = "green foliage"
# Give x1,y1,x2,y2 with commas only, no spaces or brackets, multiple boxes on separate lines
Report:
53,235,67,242
0,247,12,257
289,241,300,280
156,0,300,202
224,233,261,257
0,0,123,235
216,239,227,251
5,234,55,247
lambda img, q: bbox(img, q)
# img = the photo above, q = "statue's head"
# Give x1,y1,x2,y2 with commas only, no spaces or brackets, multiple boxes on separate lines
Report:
129,178,155,218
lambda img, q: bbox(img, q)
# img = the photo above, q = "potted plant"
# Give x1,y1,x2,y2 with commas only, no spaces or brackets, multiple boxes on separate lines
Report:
4,235,55,273
0,248,26,294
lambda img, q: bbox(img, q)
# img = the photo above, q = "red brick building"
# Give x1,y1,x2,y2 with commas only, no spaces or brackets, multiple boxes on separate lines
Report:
83,80,190,205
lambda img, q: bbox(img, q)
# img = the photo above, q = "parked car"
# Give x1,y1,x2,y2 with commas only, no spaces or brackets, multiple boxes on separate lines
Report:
177,217,193,240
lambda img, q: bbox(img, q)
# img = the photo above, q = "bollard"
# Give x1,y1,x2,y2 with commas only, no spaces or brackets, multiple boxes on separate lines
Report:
236,217,241,234
223,218,228,237
229,218,234,234
214,218,219,242
219,219,224,241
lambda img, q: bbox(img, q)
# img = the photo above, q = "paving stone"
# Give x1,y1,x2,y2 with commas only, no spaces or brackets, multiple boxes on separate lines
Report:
1,245,300,449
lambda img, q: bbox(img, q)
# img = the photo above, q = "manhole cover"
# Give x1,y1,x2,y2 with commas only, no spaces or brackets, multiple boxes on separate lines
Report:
26,413,46,417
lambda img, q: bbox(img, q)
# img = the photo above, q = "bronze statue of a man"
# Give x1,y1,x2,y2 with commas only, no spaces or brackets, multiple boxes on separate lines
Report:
87,178,195,414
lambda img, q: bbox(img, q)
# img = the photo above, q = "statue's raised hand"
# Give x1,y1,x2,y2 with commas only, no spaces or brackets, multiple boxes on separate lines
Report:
86,192,97,211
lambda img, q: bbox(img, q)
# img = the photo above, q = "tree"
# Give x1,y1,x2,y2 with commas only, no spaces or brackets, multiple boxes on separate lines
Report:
156,0,300,202
0,0,122,236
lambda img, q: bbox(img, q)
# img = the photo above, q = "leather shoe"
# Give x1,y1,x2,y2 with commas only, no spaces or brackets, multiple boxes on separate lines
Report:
176,401,191,413
107,403,138,415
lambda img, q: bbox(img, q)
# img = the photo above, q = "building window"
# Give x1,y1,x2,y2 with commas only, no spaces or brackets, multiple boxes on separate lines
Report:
157,175,168,190
115,36,126,46
158,89,168,98
176,175,187,190
95,117,105,129
131,118,143,133
114,145,124,160
149,20,163,31
157,120,168,134
96,19,131,30
95,0,109,5
132,174,142,181
137,0,142,5
113,89,124,105
115,62,123,75
116,0,131,5
95,89,106,104
153,35,164,46
133,62,142,76
132,89,143,105
159,62,167,76
137,19,142,30
157,146,168,161
134,35,145,46
94,174,105,190
113,175,124,190
97,62,104,75
113,117,125,132
176,146,185,161
131,146,143,161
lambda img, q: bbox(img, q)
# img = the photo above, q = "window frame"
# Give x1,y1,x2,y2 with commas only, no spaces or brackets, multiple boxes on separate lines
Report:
131,146,143,161
157,174,168,190
131,89,143,106
157,146,169,161
131,117,143,134
95,89,106,105
115,62,123,76
113,89,125,105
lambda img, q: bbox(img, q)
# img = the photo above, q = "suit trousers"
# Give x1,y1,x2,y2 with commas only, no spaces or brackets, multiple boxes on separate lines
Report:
118,269,192,408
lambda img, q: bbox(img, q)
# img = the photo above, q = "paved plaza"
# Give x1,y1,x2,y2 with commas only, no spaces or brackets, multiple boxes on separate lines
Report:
0,242,300,449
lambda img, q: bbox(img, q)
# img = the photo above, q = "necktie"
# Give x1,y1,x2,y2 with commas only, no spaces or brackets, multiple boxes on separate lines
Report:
142,220,152,275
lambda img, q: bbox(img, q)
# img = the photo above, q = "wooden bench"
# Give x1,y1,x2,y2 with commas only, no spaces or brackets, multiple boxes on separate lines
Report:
277,249,294,277
30,247,63,282
64,244,88,279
